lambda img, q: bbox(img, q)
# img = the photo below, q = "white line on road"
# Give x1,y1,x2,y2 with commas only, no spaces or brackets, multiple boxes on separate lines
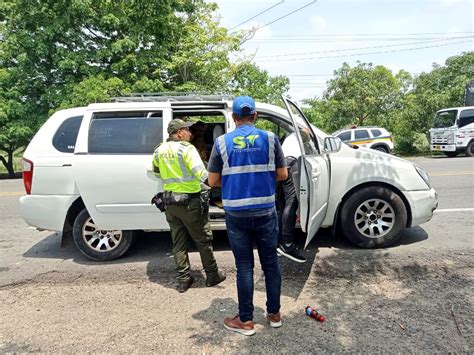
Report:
435,208,474,213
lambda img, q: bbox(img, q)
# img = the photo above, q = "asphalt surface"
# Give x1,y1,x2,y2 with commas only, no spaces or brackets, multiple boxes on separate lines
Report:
0,155,472,352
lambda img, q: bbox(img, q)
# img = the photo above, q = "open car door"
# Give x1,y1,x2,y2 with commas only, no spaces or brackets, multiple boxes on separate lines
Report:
281,96,330,249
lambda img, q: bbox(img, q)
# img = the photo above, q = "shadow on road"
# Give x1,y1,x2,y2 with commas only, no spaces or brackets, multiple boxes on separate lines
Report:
21,226,428,301
187,245,472,353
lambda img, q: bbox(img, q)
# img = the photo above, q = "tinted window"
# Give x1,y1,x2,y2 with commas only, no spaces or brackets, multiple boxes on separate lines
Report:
355,130,370,140
459,109,474,128
337,131,351,142
88,112,163,154
52,115,83,153
371,129,382,137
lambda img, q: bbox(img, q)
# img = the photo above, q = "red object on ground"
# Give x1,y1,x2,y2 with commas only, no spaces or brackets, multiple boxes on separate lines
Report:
305,306,325,322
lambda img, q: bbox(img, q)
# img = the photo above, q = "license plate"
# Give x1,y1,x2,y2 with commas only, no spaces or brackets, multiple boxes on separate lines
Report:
433,145,441,150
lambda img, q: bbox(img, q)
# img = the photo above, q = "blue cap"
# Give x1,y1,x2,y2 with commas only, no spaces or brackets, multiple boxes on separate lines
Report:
232,96,256,115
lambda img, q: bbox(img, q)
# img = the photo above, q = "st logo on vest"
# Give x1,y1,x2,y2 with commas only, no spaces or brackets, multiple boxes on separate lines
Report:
232,135,260,149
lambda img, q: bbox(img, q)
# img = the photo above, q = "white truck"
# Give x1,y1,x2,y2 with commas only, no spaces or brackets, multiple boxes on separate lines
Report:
429,106,474,157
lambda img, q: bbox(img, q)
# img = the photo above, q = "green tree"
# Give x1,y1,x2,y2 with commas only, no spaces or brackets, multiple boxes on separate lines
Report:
0,0,289,175
303,62,408,134
228,62,290,104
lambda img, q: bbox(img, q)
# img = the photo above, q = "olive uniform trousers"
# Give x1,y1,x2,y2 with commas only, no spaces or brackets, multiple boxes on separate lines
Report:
165,196,218,282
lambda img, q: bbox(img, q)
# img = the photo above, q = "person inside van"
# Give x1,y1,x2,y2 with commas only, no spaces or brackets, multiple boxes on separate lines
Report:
190,120,208,163
277,132,307,263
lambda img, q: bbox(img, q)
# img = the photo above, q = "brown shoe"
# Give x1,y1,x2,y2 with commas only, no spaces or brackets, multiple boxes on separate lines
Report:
224,315,256,336
177,276,194,293
206,270,226,287
265,311,282,328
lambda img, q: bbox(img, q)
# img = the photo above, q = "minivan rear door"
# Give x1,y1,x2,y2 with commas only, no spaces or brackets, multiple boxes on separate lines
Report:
281,97,330,249
73,102,172,230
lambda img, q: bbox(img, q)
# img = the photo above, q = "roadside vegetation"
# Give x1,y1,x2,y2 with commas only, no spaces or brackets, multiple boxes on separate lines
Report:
1,1,473,177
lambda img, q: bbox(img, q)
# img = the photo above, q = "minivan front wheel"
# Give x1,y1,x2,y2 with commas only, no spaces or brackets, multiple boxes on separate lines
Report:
72,209,135,261
340,186,407,248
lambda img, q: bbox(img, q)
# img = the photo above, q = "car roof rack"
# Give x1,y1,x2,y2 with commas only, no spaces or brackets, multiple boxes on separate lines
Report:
112,92,235,103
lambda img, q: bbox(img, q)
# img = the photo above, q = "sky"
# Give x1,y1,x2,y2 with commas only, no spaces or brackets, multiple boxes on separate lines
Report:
209,0,474,102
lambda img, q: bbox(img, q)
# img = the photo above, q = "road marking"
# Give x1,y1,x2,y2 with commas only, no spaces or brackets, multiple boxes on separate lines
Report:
0,191,23,196
430,171,474,176
435,208,474,213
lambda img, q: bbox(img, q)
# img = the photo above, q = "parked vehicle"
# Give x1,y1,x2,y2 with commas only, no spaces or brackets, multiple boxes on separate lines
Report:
332,126,394,153
20,95,438,260
429,106,474,157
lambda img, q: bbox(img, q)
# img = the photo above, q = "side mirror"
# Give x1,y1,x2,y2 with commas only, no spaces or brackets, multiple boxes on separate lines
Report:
324,136,342,153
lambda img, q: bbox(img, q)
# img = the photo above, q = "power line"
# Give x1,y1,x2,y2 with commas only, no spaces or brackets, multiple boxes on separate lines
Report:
256,0,318,31
256,40,473,62
229,1,285,31
252,31,474,38
255,36,474,59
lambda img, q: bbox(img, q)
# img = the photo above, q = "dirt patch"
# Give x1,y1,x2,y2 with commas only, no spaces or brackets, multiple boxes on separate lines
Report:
0,249,472,353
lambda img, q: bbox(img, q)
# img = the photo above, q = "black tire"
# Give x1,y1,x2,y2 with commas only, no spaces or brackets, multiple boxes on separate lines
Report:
372,145,389,153
72,209,136,261
340,186,407,248
466,141,474,157
444,151,459,158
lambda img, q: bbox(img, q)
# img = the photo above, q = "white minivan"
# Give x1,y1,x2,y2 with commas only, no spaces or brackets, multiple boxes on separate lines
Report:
20,95,438,260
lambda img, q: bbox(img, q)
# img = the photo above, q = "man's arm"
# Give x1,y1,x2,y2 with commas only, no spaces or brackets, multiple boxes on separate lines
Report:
273,133,288,181
276,167,288,181
207,142,223,187
152,151,161,178
208,172,222,187
185,145,208,183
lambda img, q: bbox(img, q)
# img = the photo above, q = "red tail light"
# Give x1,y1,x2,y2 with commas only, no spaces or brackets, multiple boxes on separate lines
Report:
22,158,34,194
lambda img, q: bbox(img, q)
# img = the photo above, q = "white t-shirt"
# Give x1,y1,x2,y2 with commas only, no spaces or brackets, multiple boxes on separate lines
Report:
281,133,301,158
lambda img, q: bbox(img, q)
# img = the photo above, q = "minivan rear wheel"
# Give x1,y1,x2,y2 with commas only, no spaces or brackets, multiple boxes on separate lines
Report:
72,209,135,261
340,186,407,248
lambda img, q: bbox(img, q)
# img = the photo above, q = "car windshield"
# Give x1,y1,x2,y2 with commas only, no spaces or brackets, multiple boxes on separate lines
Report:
433,110,457,128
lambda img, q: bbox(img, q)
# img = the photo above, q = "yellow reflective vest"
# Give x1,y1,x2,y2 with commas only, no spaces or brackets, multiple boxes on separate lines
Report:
152,138,207,193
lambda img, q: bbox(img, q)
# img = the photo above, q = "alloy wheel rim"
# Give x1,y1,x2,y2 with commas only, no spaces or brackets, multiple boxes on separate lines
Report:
82,217,122,252
354,198,395,239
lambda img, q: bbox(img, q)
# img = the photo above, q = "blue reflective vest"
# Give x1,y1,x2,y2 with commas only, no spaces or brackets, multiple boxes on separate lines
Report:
216,124,276,211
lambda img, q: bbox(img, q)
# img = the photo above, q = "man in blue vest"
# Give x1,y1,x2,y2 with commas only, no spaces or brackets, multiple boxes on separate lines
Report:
208,96,288,336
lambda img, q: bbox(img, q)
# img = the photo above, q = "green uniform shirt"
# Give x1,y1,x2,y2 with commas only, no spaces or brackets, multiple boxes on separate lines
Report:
152,138,207,193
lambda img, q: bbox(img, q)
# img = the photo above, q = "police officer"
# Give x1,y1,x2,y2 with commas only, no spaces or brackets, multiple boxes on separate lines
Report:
152,119,226,293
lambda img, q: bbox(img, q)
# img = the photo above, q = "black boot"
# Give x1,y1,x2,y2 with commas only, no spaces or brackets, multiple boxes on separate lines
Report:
206,270,226,287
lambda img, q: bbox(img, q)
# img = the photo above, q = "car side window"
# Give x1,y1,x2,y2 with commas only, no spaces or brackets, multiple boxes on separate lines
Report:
337,131,351,142
459,109,474,128
371,129,382,137
52,115,83,153
355,129,370,140
88,111,163,154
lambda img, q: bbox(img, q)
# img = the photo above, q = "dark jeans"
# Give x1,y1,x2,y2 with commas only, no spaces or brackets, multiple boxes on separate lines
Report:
225,209,281,322
279,156,299,245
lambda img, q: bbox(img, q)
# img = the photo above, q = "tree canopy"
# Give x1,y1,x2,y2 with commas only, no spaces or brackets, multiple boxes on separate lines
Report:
0,0,289,176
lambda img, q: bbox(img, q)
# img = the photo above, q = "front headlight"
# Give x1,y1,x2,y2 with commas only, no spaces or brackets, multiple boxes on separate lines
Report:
414,165,431,188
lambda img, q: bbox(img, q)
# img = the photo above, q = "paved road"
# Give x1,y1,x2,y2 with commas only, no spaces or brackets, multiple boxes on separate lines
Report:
0,156,472,352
